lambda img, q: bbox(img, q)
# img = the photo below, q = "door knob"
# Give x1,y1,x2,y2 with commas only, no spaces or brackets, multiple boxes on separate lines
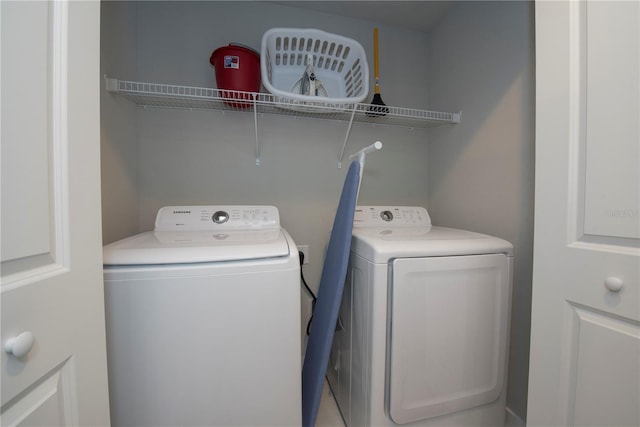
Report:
604,277,624,293
4,331,35,358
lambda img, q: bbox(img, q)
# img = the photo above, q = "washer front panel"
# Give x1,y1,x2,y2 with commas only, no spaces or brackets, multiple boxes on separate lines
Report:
388,254,510,424
104,250,301,426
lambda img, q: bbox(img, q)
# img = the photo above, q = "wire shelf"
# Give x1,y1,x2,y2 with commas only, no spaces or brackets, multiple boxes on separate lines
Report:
105,77,460,128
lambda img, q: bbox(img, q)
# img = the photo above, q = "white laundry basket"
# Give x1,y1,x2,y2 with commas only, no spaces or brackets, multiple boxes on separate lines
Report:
261,28,369,111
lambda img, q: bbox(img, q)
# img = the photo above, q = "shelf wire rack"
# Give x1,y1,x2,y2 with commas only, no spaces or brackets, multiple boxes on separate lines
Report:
105,77,460,165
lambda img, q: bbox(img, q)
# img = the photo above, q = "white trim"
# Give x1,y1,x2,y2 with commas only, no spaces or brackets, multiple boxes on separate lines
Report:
565,0,587,246
50,0,70,270
564,1,640,255
569,240,640,257
0,264,70,292
0,0,70,290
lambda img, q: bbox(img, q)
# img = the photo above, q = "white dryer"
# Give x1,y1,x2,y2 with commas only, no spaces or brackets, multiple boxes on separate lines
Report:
103,206,301,427
327,206,513,427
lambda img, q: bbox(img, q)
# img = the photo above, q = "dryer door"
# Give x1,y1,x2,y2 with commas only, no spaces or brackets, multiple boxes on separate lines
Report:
388,254,510,424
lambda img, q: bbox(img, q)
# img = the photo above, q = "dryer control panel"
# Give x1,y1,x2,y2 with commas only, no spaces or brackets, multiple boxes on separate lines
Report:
154,206,280,230
354,206,432,228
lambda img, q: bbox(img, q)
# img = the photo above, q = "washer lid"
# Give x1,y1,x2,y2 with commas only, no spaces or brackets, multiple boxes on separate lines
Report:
103,228,290,265
103,206,291,265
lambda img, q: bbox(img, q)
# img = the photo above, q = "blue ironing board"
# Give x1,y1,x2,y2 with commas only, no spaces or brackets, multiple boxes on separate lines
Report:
301,160,361,427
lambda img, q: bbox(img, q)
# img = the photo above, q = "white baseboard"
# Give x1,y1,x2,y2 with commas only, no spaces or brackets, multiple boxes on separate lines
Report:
505,407,525,427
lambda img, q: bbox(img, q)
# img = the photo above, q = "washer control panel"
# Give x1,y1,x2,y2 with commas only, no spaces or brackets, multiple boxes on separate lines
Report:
353,206,431,228
154,206,280,230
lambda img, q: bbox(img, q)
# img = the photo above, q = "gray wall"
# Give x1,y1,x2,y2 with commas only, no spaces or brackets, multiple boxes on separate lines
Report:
100,1,139,243
427,1,535,420
100,1,534,423
101,1,433,282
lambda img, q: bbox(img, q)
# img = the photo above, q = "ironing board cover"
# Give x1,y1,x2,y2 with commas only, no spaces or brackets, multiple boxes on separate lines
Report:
302,160,361,427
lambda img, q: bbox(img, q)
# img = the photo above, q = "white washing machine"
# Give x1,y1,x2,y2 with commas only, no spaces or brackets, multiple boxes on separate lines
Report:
327,206,513,427
103,206,301,427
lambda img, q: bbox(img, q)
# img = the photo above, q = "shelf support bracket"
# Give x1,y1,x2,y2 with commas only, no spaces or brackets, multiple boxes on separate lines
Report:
253,96,260,165
337,106,358,168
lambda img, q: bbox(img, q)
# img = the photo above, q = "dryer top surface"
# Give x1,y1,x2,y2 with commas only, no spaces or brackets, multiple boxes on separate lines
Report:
351,207,513,262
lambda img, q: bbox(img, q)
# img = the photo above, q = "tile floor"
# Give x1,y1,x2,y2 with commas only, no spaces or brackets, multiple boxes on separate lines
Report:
315,380,346,427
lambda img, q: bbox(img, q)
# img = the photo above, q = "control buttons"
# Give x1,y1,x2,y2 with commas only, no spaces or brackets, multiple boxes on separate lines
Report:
212,211,229,224
380,210,394,222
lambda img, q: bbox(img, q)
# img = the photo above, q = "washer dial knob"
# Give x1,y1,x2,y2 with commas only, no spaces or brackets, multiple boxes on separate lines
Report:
380,210,394,222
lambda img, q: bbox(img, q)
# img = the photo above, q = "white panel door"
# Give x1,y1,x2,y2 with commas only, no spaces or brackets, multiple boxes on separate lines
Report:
1,1,110,425
528,1,640,426
389,254,510,424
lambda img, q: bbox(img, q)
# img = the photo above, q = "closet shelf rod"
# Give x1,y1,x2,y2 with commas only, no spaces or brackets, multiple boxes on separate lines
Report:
350,141,382,201
349,141,383,164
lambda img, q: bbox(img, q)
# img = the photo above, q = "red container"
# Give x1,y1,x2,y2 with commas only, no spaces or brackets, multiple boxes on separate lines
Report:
210,44,260,108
